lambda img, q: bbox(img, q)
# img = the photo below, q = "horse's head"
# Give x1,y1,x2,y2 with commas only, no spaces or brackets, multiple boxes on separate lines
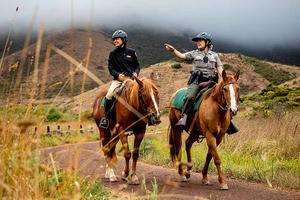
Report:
219,69,240,115
133,74,161,125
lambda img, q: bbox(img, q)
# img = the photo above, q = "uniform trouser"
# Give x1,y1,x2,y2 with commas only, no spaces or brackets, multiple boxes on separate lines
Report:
182,83,200,114
106,80,122,100
186,83,200,100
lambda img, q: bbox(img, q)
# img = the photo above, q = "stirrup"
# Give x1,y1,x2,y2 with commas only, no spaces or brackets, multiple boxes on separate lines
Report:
99,118,109,129
175,114,188,129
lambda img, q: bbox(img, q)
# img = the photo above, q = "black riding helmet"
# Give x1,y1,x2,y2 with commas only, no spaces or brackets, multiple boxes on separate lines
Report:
112,30,127,42
192,32,212,46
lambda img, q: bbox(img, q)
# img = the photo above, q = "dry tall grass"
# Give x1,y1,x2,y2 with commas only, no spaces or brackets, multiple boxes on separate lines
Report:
0,120,109,199
227,111,300,159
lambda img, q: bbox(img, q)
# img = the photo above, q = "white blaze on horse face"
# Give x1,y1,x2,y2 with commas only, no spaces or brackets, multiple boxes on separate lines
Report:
229,84,237,112
150,89,160,117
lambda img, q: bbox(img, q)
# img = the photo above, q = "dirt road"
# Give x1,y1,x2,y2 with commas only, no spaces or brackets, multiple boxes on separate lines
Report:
41,142,300,200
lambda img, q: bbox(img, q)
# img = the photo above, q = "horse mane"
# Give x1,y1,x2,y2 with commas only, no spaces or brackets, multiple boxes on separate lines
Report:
128,77,158,109
129,79,140,108
207,75,236,101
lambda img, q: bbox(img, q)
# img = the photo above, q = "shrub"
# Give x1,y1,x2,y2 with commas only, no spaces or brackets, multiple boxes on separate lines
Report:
223,63,234,71
171,63,182,69
46,108,63,122
242,56,295,85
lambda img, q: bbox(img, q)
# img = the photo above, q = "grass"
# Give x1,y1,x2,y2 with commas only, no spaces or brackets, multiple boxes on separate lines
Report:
40,131,99,148
0,120,109,199
0,104,79,122
119,112,300,190
240,84,300,117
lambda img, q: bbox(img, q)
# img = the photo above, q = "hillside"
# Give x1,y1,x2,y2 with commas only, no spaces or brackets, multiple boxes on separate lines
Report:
59,54,300,113
1,29,299,106
0,29,112,99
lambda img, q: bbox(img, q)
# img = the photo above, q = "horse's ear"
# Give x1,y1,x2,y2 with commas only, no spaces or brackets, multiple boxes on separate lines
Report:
222,69,227,82
149,71,155,80
234,70,240,81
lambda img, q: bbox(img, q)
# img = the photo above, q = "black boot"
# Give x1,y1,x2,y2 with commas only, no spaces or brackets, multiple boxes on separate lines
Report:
227,121,239,135
100,98,113,129
175,98,193,129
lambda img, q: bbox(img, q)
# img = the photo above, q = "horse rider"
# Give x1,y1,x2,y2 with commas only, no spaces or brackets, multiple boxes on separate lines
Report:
164,32,239,134
99,30,140,129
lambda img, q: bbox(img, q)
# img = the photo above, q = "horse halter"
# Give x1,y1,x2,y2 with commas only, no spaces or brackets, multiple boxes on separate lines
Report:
138,86,161,126
220,81,239,115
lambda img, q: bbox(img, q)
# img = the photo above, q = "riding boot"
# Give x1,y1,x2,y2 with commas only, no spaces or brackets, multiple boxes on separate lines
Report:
175,98,193,129
100,98,114,129
227,121,239,135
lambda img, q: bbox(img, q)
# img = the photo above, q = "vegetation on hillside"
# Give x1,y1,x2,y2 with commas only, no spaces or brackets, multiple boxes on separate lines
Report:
242,56,296,85
240,84,300,117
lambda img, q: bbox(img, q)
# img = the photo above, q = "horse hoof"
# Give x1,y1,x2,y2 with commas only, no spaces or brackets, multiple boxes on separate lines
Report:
202,179,211,185
184,170,191,179
221,184,229,190
181,175,188,182
129,174,139,185
105,167,110,179
109,175,117,182
105,168,117,182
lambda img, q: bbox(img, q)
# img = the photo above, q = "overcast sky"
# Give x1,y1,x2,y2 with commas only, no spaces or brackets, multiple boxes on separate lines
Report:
1,0,300,49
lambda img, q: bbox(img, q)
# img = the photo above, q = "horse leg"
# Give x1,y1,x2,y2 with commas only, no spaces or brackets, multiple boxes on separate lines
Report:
119,127,131,181
202,150,212,185
205,133,227,190
100,128,118,182
130,131,146,185
184,132,198,181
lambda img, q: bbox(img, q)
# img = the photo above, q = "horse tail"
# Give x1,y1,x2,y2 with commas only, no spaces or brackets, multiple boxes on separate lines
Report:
168,106,183,163
168,124,182,162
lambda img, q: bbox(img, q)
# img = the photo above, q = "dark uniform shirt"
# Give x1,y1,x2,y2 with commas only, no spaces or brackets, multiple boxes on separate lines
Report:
108,46,140,80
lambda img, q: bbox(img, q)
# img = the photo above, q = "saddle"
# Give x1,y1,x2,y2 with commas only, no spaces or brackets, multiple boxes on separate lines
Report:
172,81,215,113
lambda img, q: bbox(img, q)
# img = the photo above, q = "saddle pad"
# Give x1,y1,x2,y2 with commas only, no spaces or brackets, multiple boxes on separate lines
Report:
172,88,208,112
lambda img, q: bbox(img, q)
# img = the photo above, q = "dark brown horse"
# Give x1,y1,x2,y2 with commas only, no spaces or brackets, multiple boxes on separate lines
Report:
93,75,160,184
169,70,240,190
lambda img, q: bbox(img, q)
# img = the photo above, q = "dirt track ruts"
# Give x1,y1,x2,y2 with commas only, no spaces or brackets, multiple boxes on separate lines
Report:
41,142,300,200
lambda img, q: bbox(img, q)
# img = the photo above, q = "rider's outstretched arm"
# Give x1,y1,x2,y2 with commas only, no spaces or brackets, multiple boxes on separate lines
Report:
164,43,187,60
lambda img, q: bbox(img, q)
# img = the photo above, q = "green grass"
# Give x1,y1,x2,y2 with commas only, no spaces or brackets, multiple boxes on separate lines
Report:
240,85,300,117
0,104,80,122
40,170,110,199
116,112,300,190
40,132,99,148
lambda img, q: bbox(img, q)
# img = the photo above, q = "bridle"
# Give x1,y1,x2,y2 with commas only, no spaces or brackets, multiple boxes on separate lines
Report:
219,81,239,113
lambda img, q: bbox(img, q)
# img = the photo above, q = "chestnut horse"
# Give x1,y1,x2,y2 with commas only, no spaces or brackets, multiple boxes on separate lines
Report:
93,75,160,184
169,70,240,190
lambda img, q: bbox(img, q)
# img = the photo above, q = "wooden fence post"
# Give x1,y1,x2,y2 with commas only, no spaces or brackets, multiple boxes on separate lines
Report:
66,125,71,134
80,124,84,134
47,126,51,136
